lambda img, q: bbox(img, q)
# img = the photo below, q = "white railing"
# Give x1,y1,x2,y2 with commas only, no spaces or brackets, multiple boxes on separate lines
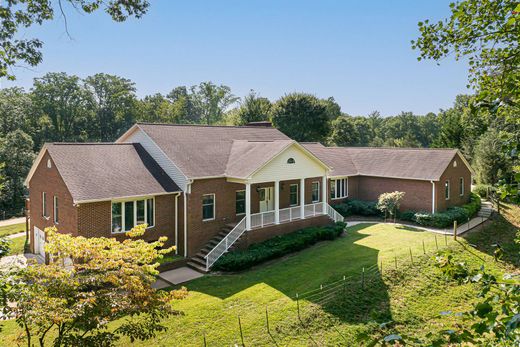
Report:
205,217,246,270
251,210,276,229
326,203,344,223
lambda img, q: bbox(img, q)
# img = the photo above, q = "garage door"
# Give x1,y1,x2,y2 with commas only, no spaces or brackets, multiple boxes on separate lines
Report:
34,226,45,258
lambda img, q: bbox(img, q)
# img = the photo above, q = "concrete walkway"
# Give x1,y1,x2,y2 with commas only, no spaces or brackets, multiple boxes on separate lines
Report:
155,267,204,289
7,232,25,239
0,217,25,228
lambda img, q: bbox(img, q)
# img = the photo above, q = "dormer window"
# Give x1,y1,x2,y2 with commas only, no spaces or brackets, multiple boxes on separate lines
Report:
287,158,295,164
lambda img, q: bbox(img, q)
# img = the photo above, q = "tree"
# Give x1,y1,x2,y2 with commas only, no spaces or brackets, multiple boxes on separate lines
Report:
31,72,94,142
2,225,187,347
382,112,423,148
377,191,405,222
84,73,138,141
167,86,199,123
190,82,238,125
233,90,272,125
320,97,342,121
473,129,510,185
0,0,150,80
328,116,360,146
0,87,32,138
0,130,34,214
272,93,330,142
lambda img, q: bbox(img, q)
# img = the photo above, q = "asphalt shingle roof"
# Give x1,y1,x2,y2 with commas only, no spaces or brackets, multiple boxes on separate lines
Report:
46,143,180,202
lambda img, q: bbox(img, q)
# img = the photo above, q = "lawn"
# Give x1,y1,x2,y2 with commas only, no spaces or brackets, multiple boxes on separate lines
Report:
8,235,27,256
0,222,513,346
0,222,25,237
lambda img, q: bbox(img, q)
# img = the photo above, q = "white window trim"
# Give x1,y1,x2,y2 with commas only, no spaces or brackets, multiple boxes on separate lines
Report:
53,196,58,224
236,190,246,216
111,196,155,234
289,183,299,206
202,193,216,222
459,177,464,196
42,192,49,219
445,180,450,200
311,181,320,203
331,178,348,200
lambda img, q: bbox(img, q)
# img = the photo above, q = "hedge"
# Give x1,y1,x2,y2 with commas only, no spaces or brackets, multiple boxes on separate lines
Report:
212,222,346,272
400,193,482,228
333,199,381,217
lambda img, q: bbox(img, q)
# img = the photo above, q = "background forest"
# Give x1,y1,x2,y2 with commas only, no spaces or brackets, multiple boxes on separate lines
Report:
0,72,517,217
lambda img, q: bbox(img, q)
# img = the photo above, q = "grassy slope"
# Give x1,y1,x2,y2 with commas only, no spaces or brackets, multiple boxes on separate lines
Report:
0,220,515,346
8,236,27,255
0,223,25,237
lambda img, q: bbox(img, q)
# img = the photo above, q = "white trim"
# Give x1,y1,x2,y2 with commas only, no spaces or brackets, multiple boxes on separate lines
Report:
245,183,251,230
445,179,450,200
455,150,475,175
175,193,179,255
202,193,216,222
53,195,58,224
330,178,348,200
75,191,177,205
110,197,155,234
300,178,305,219
311,180,320,203
24,145,49,187
459,177,464,196
183,191,188,257
289,183,299,206
42,192,48,218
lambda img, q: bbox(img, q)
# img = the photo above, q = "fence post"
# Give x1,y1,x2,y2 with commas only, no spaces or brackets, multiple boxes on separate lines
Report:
453,221,457,241
444,232,447,246
422,240,426,254
497,200,501,215
343,275,346,296
361,267,365,289
265,306,270,335
380,260,383,274
238,315,245,347
203,333,207,347
296,293,300,320
409,248,414,265
394,255,397,270
435,235,438,250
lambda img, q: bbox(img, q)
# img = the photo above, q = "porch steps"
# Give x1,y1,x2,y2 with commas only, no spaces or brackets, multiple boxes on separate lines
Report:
477,201,493,218
187,223,238,273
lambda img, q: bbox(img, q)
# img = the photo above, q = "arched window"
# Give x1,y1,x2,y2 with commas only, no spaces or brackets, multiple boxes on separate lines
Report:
287,158,295,164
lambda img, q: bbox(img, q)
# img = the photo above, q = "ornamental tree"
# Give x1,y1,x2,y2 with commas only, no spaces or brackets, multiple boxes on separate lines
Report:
2,224,187,347
377,191,405,222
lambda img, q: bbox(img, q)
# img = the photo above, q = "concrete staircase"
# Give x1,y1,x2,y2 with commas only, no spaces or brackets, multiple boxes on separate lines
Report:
187,223,238,273
478,200,493,219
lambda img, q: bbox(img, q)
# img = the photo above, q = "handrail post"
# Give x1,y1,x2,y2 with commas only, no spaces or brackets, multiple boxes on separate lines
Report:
261,213,264,228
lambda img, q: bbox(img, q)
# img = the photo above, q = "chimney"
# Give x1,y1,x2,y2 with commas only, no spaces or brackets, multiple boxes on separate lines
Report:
246,121,272,127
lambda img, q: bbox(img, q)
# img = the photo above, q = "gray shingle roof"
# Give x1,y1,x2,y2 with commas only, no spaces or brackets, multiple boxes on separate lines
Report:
302,143,460,181
47,143,180,202
137,123,291,178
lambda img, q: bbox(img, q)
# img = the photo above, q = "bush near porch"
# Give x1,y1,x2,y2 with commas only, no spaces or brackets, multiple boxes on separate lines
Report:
333,199,381,217
213,222,346,271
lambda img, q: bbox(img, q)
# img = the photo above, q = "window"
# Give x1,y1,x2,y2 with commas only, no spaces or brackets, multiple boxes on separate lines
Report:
47,159,52,168
311,181,320,202
111,197,155,234
445,180,450,200
287,158,295,164
453,160,458,168
330,178,348,199
53,196,58,224
290,184,299,206
202,194,215,221
459,177,464,196
42,192,48,218
236,190,245,215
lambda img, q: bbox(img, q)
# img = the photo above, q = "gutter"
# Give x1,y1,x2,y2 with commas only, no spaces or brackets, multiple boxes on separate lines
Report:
174,192,180,255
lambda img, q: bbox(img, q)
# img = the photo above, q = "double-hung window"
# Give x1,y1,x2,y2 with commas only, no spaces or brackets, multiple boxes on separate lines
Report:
330,178,348,199
42,192,48,218
236,190,245,215
202,194,215,221
53,196,58,224
459,177,464,196
111,197,155,234
311,181,320,202
289,184,299,206
445,180,450,200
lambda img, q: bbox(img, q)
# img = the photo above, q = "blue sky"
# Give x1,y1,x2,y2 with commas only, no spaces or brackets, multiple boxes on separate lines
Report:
2,0,470,116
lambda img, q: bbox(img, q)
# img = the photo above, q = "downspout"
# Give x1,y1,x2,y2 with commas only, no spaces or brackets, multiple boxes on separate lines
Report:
183,180,193,258
430,180,435,214
174,192,180,255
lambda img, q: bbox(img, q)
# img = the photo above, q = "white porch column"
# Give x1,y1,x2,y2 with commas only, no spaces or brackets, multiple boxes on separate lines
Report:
245,182,251,230
322,175,327,212
300,178,305,219
274,180,280,224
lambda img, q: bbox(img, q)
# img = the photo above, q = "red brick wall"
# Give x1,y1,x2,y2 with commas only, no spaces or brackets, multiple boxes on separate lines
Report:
28,152,78,252
356,176,432,212
435,153,472,212
77,194,178,247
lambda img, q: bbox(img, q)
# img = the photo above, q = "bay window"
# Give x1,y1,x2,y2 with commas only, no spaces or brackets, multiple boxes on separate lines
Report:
111,197,155,234
330,178,348,199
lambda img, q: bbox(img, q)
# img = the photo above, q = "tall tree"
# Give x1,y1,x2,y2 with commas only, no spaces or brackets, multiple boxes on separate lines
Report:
84,73,137,141
271,93,330,142
328,116,360,146
0,87,32,138
233,90,272,125
0,0,150,80
474,129,510,184
190,82,238,125
167,86,198,123
320,97,342,120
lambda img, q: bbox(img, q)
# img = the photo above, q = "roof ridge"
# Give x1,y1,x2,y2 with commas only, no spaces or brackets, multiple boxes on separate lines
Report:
49,142,132,146
136,122,276,129
326,146,457,151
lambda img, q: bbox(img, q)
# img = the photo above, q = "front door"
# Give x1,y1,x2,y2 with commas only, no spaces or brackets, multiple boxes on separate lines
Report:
34,226,45,258
259,187,274,212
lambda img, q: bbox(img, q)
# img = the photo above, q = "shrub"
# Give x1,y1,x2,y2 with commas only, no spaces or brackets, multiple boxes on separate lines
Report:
399,210,416,222
473,184,492,198
413,193,481,228
334,199,381,217
213,222,346,272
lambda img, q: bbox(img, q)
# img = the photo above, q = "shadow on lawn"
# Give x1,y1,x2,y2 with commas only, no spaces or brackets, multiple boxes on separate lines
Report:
183,224,392,324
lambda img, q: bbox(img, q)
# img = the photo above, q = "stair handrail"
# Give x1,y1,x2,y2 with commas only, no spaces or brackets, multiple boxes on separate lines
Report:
326,203,344,223
204,216,247,271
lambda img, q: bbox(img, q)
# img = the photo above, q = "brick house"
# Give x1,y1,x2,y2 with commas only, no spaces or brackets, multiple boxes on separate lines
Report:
25,123,473,271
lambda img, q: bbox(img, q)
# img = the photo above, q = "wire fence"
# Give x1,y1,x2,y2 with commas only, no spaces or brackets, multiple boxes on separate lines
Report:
179,232,460,346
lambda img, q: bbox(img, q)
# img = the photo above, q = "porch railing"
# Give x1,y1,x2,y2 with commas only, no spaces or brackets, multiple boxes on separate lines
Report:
326,203,344,223
205,217,246,270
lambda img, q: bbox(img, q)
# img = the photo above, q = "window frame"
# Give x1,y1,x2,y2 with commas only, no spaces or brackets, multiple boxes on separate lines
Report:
235,190,246,215
289,184,299,206
459,177,464,196
111,196,155,234
53,196,58,224
445,180,450,200
202,193,216,221
330,178,348,200
42,192,48,218
311,181,320,203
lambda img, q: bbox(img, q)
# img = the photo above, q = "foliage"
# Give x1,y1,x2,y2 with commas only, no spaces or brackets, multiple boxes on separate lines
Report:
473,184,493,198
334,199,381,217
474,128,511,184
189,82,239,125
377,191,405,220
271,93,330,142
213,222,345,271
434,250,470,283
0,237,10,258
411,193,481,228
232,90,272,125
0,0,149,80
327,116,360,146
1,225,187,347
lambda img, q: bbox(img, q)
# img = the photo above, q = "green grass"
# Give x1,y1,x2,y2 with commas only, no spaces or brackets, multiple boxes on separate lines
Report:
0,222,513,346
8,236,27,256
157,253,183,265
0,222,25,237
